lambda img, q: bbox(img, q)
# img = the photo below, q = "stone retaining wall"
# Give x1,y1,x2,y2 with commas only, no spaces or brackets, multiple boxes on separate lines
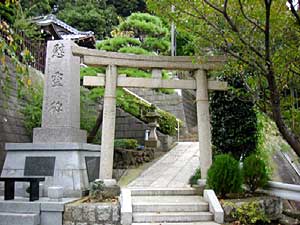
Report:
115,108,175,150
63,202,120,225
0,58,40,171
129,88,197,133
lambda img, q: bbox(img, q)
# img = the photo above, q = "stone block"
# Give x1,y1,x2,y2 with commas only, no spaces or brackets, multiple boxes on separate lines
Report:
120,189,132,225
0,212,40,225
33,127,87,143
72,205,83,221
96,204,111,222
48,186,64,200
63,205,73,221
204,189,224,224
82,204,96,222
41,211,62,225
112,203,120,222
63,222,75,225
0,201,40,213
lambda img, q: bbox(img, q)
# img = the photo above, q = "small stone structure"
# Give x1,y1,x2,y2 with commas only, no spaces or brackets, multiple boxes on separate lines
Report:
63,202,120,225
0,197,76,225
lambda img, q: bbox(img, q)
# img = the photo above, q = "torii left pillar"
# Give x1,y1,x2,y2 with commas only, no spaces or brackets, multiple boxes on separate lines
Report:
99,65,118,179
195,69,212,178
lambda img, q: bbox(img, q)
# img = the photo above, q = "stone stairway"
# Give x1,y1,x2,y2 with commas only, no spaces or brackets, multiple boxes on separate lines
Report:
179,132,198,142
129,188,220,225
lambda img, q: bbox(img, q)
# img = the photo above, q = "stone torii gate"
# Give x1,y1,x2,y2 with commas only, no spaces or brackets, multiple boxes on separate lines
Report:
72,43,227,180
2,40,225,196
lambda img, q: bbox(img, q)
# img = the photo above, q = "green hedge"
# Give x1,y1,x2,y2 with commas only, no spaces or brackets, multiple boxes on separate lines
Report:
207,154,243,197
114,139,139,149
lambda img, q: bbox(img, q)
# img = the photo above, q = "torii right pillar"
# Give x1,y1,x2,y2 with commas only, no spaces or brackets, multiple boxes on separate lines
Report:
194,69,212,179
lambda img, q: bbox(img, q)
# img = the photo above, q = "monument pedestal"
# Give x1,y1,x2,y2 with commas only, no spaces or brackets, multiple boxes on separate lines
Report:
1,143,101,197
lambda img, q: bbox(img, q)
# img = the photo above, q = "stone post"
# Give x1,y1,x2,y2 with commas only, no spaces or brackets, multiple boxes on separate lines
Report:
99,65,118,179
152,69,162,79
33,40,86,143
194,69,212,178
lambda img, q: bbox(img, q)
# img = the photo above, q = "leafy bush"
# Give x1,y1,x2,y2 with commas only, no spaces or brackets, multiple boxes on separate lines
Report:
228,201,270,225
21,86,43,137
114,139,139,149
89,180,104,201
207,154,243,197
189,168,201,185
243,154,269,193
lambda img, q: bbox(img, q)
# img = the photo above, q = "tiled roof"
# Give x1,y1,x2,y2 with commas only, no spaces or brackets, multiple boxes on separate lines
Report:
33,14,94,36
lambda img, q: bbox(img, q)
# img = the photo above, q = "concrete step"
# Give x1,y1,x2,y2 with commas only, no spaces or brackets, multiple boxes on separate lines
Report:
132,195,208,212
133,202,209,212
179,138,199,142
130,188,198,196
132,195,204,203
0,201,40,213
0,212,40,225
133,212,214,223
132,223,220,225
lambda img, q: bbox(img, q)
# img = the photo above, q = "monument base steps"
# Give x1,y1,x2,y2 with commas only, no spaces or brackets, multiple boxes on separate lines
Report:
2,143,101,197
0,212,40,225
0,197,77,225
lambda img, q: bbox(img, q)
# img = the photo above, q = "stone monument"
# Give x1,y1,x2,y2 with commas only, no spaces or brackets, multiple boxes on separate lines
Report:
1,40,101,197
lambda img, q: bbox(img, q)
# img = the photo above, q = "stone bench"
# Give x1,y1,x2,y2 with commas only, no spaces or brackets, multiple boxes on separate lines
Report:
0,177,45,201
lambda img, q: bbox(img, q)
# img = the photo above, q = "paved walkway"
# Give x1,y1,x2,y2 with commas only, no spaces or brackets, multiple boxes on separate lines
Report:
128,142,199,188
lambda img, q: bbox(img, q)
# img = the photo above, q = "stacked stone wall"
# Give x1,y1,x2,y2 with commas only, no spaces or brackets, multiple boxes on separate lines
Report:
63,202,120,225
182,90,197,131
0,59,31,171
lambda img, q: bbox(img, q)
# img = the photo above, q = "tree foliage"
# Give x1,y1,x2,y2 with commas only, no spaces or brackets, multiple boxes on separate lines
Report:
20,0,52,17
147,0,300,156
0,1,35,95
57,0,118,39
210,76,258,160
107,0,146,17
97,13,170,55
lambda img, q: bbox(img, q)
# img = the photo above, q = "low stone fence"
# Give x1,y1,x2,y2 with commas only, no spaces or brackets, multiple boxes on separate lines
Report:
63,202,120,225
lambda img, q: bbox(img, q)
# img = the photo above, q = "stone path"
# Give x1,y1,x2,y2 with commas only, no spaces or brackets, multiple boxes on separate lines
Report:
128,142,199,188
